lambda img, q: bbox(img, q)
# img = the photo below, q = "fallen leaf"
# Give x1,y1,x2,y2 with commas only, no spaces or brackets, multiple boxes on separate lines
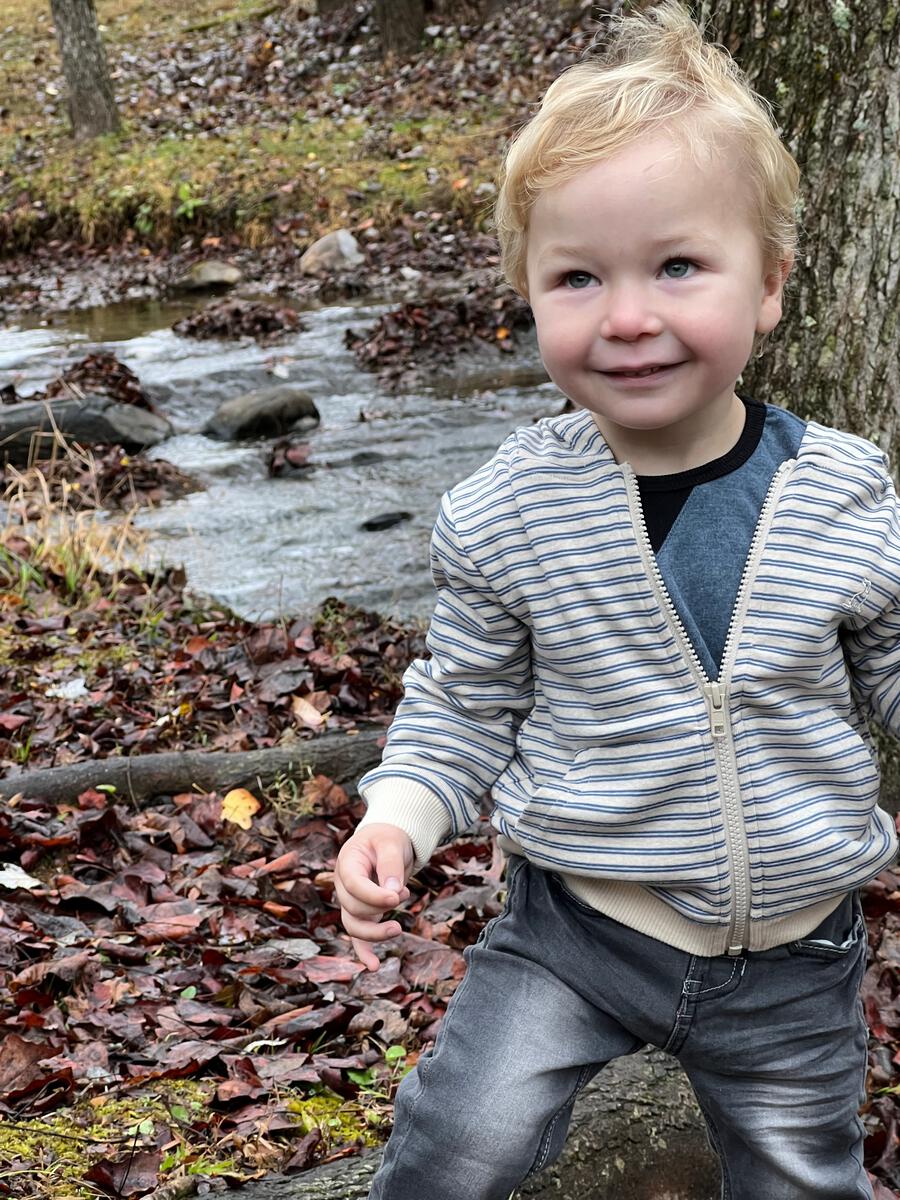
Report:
291,694,327,729
221,788,261,829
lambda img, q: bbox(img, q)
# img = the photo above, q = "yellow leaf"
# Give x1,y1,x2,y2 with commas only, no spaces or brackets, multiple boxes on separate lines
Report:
221,788,261,829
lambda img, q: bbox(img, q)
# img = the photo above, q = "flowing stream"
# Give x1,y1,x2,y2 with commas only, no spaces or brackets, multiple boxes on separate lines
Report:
1,297,556,621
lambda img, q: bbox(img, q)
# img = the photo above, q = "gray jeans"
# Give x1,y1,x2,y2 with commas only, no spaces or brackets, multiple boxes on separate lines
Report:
369,856,870,1200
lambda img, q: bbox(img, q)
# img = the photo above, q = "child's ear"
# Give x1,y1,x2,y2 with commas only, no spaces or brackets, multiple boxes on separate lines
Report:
756,251,793,335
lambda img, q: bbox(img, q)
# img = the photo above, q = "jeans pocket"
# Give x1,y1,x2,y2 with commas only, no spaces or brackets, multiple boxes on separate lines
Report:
786,892,864,961
467,854,528,955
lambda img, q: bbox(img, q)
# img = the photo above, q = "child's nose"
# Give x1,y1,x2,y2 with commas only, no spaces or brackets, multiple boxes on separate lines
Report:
598,284,663,341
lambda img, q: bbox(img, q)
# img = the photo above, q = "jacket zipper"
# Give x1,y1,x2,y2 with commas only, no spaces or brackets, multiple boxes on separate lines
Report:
623,459,793,955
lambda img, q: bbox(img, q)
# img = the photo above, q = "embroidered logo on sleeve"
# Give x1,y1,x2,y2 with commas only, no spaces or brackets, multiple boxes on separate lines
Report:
842,576,871,615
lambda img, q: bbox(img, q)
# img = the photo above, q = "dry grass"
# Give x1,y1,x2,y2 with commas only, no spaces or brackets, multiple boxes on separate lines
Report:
1,436,147,607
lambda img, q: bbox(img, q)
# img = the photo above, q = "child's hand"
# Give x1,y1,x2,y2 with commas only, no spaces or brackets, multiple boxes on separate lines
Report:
334,823,414,971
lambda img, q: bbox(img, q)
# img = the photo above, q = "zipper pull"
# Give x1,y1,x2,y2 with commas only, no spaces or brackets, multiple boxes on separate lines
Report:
704,681,727,738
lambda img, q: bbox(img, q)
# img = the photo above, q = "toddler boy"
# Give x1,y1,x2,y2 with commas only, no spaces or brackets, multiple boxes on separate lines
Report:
334,4,900,1197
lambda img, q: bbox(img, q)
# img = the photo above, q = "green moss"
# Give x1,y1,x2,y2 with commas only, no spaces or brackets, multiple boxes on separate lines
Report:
285,1091,381,1148
0,1079,213,1200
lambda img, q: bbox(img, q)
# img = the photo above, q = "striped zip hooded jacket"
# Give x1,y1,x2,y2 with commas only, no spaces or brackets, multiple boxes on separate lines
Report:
360,409,900,955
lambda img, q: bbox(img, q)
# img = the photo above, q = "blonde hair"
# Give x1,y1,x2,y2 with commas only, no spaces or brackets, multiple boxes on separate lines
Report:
495,2,800,297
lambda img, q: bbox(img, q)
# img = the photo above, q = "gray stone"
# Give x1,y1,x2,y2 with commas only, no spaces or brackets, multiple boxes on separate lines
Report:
176,260,243,290
205,385,321,441
0,394,173,464
299,230,365,275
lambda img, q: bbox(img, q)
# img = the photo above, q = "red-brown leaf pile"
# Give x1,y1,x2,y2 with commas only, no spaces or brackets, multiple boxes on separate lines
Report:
344,284,533,390
172,299,305,344
0,780,504,1192
0,579,426,776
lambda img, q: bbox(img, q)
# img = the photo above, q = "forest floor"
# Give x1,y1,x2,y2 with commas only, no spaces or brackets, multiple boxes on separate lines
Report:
0,0,598,317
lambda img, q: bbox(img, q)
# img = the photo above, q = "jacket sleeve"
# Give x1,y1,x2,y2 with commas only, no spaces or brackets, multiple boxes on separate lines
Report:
840,469,900,736
358,489,534,866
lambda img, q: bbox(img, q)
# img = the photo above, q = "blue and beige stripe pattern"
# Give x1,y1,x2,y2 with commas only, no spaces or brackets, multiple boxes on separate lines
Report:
359,408,899,954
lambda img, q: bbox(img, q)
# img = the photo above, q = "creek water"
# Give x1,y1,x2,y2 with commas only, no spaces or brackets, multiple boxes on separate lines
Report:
1,296,556,621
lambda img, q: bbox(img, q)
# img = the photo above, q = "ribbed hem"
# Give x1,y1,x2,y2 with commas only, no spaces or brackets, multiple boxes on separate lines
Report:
358,779,452,870
496,836,845,955
560,874,845,955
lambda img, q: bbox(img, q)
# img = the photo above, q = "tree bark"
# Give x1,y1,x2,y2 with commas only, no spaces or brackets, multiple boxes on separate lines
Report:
694,1,899,457
692,0,900,802
0,727,384,803
374,0,426,59
49,0,121,140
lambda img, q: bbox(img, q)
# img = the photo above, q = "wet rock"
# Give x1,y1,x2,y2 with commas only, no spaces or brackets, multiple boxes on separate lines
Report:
175,259,243,291
299,230,365,275
205,385,320,441
269,439,315,477
0,395,174,465
361,512,412,532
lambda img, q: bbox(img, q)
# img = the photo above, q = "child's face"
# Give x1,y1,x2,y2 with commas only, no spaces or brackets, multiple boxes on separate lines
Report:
525,133,788,464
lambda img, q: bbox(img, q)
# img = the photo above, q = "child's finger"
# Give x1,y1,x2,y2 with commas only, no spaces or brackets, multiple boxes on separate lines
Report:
337,888,398,922
351,937,382,972
334,868,401,913
374,840,412,892
342,909,403,944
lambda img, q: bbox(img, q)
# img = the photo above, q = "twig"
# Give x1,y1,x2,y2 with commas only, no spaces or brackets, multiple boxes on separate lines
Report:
0,1119,136,1146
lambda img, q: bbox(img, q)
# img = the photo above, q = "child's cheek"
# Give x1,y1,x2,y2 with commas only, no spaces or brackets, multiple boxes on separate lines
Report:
534,309,588,370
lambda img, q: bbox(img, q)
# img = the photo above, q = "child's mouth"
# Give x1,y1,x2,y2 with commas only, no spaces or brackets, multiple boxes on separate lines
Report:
604,364,673,378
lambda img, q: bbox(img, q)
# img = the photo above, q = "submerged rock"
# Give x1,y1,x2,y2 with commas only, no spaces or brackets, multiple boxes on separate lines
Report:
361,511,412,532
205,385,321,441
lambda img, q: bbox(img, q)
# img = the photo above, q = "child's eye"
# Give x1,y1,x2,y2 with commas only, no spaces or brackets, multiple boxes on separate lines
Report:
662,258,695,279
563,271,597,289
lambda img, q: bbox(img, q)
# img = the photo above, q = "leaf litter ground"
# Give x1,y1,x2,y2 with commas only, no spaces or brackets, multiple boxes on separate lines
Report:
1,559,900,1197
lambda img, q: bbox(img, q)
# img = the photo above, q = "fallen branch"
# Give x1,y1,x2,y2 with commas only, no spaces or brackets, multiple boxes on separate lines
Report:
0,727,384,802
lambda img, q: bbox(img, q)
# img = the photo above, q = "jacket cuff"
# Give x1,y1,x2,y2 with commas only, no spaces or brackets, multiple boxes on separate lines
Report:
357,778,452,869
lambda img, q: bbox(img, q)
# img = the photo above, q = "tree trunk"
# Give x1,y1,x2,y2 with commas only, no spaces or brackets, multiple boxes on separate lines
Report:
49,0,121,140
694,1,899,458
374,0,425,58
693,0,900,797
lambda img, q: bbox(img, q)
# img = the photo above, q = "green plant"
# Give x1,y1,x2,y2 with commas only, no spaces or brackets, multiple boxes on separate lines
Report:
134,200,155,235
12,731,33,765
174,181,207,221
347,1044,411,1125
0,543,45,598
